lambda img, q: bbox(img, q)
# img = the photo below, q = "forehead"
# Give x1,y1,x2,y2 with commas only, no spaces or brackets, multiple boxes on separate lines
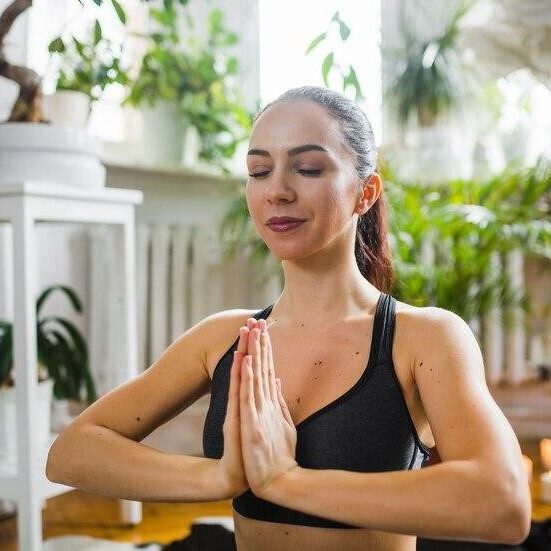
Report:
249,100,346,156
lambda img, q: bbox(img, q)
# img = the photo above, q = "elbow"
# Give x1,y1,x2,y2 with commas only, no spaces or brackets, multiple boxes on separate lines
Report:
502,502,531,545
45,437,64,483
494,476,532,545
45,429,77,485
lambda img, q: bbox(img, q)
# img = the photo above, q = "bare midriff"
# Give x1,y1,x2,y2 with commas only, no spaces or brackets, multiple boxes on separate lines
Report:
233,508,417,551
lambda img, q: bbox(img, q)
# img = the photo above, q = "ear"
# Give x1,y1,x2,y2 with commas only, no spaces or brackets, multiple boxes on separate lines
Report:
355,172,382,215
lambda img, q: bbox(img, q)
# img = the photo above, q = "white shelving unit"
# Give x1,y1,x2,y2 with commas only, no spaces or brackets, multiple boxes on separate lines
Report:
0,181,143,551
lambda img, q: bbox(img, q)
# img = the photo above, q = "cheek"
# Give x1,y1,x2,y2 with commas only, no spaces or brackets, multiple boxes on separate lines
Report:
245,184,264,230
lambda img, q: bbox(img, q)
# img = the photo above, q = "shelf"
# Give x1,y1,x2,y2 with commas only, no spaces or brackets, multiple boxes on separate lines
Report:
103,157,246,187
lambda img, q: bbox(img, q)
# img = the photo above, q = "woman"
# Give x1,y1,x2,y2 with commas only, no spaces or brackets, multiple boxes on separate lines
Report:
46,86,531,551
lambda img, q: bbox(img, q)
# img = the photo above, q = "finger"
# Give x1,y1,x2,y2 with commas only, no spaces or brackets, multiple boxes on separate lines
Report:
236,326,249,356
259,320,271,401
249,327,265,406
264,321,278,402
226,351,241,423
228,326,248,422
240,354,258,427
276,378,295,427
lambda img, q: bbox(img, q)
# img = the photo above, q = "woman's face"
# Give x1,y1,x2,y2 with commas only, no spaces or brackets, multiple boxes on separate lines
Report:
245,100,365,261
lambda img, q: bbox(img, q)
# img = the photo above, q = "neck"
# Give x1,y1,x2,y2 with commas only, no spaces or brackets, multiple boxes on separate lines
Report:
270,231,382,325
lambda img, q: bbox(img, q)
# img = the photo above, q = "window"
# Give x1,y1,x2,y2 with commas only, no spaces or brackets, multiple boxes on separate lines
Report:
258,0,382,144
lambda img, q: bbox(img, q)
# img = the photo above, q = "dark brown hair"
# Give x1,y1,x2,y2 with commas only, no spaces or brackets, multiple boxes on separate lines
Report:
255,86,395,293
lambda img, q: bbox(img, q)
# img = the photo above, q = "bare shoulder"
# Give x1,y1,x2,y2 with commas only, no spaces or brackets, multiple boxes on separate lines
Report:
202,306,263,379
391,299,474,383
394,299,489,397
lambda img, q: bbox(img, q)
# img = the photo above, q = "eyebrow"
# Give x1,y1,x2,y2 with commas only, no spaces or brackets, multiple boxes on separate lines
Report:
247,144,329,157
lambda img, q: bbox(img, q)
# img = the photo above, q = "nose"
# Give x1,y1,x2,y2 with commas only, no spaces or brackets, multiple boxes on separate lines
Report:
265,168,295,204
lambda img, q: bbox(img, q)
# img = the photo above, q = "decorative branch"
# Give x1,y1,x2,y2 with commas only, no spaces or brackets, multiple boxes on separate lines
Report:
0,0,46,122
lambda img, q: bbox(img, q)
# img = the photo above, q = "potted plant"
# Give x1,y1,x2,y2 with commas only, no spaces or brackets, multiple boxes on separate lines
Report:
0,284,97,465
44,20,130,128
383,0,477,181
125,1,252,172
0,0,134,188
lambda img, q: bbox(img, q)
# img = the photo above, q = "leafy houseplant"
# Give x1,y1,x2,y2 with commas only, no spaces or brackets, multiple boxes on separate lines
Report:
47,25,130,104
305,11,363,101
385,0,476,128
126,1,252,173
0,284,97,405
0,0,135,123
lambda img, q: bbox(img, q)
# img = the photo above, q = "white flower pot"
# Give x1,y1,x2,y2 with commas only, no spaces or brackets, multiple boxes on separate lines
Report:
42,90,91,129
0,123,106,188
0,378,53,467
139,101,188,165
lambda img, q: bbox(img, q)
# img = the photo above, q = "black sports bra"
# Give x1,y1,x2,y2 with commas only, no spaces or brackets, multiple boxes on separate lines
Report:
202,293,431,528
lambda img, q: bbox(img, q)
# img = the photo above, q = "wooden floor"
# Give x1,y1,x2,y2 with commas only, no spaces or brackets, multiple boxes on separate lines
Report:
0,492,234,550
1,380,550,550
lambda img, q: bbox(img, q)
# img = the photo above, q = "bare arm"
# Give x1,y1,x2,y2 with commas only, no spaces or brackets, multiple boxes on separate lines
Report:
47,423,227,502
258,308,531,544
46,309,249,502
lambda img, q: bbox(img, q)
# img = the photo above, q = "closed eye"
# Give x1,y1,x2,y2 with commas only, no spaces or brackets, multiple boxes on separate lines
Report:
248,169,322,178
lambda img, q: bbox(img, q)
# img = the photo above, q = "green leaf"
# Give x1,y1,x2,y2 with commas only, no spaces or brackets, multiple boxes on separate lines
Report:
305,32,326,55
36,285,83,318
48,37,65,54
92,0,102,5
343,65,363,99
321,52,334,86
93,20,102,46
151,8,174,27
0,324,12,386
337,19,350,41
208,8,225,39
111,0,126,24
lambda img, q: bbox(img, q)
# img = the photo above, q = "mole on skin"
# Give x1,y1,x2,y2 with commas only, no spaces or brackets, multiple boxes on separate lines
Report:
136,417,140,421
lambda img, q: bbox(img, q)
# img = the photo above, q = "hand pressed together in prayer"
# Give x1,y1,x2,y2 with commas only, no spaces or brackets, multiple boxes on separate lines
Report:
219,316,299,500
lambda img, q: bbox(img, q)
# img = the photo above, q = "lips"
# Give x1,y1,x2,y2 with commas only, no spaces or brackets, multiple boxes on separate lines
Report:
266,216,307,224
266,219,306,232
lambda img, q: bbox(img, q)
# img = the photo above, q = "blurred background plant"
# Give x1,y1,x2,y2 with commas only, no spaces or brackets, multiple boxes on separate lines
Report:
304,10,363,101
0,0,135,122
47,21,130,103
125,0,253,173
384,0,477,128
0,284,97,405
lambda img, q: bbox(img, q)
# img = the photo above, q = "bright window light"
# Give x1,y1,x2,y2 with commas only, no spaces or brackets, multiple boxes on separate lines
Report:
258,0,382,144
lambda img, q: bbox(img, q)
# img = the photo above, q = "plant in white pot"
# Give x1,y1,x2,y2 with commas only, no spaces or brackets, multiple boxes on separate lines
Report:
125,1,252,173
0,0,137,188
0,284,98,467
44,20,130,129
384,0,478,182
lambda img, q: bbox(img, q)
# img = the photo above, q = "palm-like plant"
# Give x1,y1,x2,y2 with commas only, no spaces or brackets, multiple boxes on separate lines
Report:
0,284,97,405
385,0,476,127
